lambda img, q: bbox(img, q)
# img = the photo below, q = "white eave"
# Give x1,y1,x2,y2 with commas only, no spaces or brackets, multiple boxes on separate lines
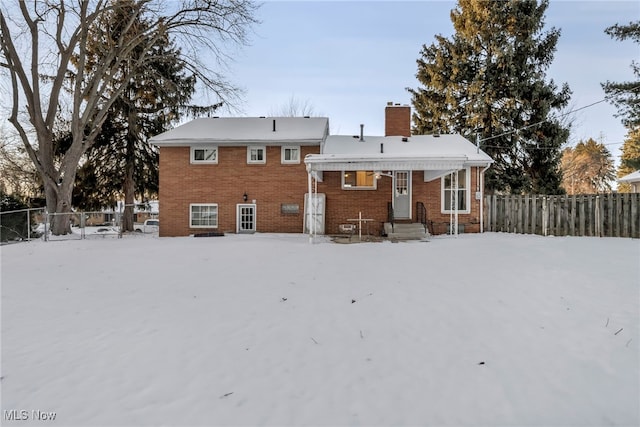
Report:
305,154,471,172
618,170,640,183
152,138,325,147
305,134,493,172
150,117,329,147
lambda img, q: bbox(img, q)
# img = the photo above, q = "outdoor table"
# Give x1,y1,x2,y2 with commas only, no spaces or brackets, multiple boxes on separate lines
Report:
347,212,374,240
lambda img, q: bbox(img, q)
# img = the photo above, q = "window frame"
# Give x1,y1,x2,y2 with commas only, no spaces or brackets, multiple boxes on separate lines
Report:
247,146,266,164
190,146,218,164
441,168,471,214
281,146,300,164
341,170,378,190
189,203,219,228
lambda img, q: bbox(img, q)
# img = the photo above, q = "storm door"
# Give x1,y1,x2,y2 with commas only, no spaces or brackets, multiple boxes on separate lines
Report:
393,171,411,219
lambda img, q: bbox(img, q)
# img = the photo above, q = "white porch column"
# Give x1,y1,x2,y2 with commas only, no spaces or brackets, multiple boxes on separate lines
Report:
307,169,313,243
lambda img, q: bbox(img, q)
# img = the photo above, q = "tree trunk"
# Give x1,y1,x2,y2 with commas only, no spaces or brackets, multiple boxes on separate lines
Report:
122,135,136,232
44,178,74,235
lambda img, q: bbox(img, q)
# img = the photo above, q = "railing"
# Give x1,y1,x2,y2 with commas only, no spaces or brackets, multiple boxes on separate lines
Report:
387,202,394,233
416,201,430,234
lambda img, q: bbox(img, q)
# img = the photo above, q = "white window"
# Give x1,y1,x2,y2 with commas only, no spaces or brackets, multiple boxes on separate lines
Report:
281,146,300,164
190,204,218,228
342,171,377,190
441,168,470,213
190,147,217,164
247,146,266,164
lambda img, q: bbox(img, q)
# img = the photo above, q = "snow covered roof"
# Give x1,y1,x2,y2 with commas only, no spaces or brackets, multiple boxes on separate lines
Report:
150,117,330,146
306,134,493,172
618,170,640,183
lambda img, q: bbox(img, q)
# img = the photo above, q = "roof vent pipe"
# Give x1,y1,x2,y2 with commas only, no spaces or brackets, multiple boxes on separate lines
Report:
273,119,276,132
360,124,364,142
380,143,384,153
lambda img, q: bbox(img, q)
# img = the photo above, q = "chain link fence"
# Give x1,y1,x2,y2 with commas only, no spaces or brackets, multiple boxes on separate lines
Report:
1,205,158,244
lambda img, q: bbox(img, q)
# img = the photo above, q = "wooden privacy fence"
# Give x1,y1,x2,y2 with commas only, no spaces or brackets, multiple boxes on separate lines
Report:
485,193,640,238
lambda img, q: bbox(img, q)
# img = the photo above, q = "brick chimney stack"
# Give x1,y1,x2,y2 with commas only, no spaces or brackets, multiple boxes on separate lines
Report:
384,102,411,137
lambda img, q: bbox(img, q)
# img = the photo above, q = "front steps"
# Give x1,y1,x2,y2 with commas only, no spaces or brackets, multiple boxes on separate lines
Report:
384,222,429,241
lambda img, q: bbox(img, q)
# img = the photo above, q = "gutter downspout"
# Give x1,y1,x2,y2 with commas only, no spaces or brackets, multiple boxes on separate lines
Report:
480,164,490,233
454,170,458,238
307,167,313,243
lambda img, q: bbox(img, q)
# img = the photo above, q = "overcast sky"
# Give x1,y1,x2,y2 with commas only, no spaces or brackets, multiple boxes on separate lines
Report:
207,0,639,165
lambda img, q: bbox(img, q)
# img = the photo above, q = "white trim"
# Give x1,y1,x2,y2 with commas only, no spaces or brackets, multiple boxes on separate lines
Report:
281,146,301,164
305,155,468,172
247,146,266,164
441,168,471,214
341,170,378,190
189,203,218,228
190,146,218,164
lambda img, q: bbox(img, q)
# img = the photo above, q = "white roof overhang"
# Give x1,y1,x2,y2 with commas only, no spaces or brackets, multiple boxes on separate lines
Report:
305,154,489,172
152,138,323,147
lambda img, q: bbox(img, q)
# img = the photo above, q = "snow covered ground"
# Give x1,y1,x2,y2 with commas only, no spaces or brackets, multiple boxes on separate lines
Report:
1,232,638,426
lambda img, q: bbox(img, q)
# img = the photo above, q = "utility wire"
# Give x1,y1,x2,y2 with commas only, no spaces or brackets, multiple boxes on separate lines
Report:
478,84,640,148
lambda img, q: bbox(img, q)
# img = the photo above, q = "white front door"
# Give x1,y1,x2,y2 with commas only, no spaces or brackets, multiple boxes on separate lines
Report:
393,171,411,219
236,204,256,233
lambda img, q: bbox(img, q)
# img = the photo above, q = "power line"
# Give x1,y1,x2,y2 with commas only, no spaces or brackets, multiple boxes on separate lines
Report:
478,84,640,147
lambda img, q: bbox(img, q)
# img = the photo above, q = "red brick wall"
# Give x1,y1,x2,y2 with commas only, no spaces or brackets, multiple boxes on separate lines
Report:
317,168,483,235
158,145,320,237
385,105,411,137
159,145,484,236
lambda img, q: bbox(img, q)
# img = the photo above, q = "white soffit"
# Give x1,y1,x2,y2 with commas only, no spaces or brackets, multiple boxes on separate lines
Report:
305,156,467,172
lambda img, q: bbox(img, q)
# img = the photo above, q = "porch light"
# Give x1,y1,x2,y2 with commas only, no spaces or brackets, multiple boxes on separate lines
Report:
243,192,248,202
374,171,393,179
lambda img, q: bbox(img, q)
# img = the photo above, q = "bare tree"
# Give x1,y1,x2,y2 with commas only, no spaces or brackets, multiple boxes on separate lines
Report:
269,94,321,117
0,0,258,234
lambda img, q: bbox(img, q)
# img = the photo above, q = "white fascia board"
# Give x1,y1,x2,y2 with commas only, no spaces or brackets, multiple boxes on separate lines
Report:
305,156,468,172
424,170,458,182
151,138,324,147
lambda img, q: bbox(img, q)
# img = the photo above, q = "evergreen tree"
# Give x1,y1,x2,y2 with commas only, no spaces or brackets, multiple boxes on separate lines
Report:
408,0,571,194
616,128,640,192
602,21,640,193
561,138,615,194
602,21,640,128
75,2,220,230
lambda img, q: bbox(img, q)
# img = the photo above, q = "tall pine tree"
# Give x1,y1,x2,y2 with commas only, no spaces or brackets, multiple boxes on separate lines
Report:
602,21,640,129
408,0,571,194
602,20,640,191
73,1,220,230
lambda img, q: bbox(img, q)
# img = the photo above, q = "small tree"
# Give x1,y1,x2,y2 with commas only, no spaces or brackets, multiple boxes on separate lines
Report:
617,128,640,192
269,95,320,117
561,138,616,194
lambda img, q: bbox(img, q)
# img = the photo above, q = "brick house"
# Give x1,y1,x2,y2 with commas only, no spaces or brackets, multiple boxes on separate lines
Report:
151,104,493,237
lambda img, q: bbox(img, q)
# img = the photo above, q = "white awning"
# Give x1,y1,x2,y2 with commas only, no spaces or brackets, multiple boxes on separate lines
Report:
304,154,471,172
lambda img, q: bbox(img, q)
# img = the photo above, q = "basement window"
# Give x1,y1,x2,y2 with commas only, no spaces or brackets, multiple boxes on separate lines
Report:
190,203,218,228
